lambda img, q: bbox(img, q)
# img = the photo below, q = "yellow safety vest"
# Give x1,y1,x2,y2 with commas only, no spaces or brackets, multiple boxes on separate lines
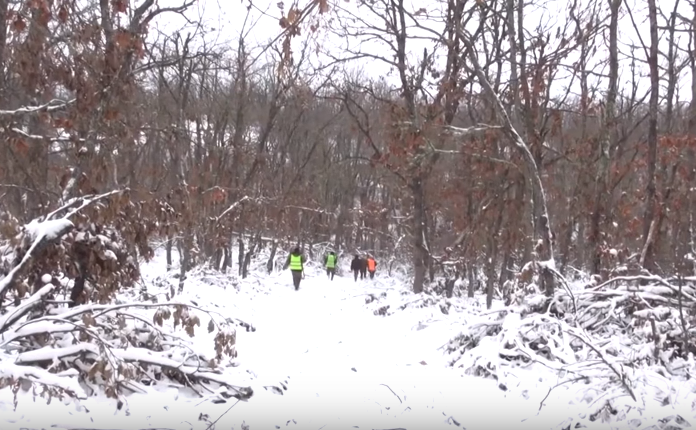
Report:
289,254,303,271
326,254,337,269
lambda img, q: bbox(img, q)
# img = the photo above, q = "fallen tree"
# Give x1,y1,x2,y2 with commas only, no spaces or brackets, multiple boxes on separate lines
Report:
0,190,252,403
443,273,696,428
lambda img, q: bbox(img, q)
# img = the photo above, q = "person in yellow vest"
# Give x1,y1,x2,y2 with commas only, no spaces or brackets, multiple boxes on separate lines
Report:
283,247,306,291
324,251,338,280
366,255,377,279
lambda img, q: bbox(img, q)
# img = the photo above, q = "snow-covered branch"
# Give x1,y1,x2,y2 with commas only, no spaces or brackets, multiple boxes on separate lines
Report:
0,361,86,399
564,326,637,402
0,284,55,334
0,190,127,301
14,343,253,400
442,123,503,136
45,189,127,221
0,220,73,300
9,127,82,143
0,98,75,117
215,196,250,222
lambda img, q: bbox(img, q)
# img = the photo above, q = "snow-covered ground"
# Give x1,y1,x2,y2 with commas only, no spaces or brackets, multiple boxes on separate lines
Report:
0,249,694,429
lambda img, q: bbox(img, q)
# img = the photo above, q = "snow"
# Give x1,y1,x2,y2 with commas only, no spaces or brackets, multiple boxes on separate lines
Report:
0,219,73,298
0,250,694,429
25,218,73,242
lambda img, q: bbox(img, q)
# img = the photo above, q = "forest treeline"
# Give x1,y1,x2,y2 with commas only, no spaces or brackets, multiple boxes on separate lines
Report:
0,0,694,301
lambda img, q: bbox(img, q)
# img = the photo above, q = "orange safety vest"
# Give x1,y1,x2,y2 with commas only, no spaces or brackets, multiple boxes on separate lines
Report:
367,258,376,271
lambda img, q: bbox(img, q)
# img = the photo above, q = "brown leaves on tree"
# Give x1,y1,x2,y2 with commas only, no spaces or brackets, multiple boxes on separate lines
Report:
114,29,132,49
11,16,26,32
58,4,69,23
214,329,237,360
153,308,172,326
10,138,29,156
111,0,128,13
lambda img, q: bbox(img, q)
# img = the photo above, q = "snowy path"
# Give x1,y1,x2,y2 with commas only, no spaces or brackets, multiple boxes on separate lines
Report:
0,255,693,430
220,272,524,430
0,265,553,430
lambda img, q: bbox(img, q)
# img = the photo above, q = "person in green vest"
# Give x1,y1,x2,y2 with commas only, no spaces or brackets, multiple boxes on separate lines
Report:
324,251,338,280
283,246,306,291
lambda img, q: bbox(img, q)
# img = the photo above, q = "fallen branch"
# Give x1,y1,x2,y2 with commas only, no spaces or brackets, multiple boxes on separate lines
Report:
564,327,637,402
0,284,55,334
546,265,577,316
379,383,402,404
0,360,86,399
538,376,589,411
205,399,241,430
15,343,253,399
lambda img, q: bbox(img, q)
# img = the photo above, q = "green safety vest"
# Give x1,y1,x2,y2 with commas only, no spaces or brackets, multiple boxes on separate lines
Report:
326,254,337,269
289,254,303,271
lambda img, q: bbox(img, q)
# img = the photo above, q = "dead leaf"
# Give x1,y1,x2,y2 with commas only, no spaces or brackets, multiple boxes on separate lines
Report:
111,0,127,13
11,16,25,32
114,30,131,48
287,8,298,23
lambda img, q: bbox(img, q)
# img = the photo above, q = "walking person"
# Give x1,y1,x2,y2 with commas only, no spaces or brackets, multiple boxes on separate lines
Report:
366,255,377,279
350,255,362,282
359,255,367,280
283,247,305,291
325,251,338,280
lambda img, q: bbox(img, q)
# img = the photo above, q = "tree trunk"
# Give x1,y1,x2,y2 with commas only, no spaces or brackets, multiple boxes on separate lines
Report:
641,0,659,273
221,246,230,273
177,239,190,294
267,241,278,274
411,177,427,294
467,263,475,298
243,245,254,279
166,237,173,271
684,2,696,276
461,32,557,296
237,238,245,277
588,0,621,276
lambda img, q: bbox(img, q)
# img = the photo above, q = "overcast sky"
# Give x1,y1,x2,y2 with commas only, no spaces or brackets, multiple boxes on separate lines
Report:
151,0,694,104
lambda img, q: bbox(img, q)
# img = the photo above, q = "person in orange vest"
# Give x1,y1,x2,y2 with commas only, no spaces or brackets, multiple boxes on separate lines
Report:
366,255,377,279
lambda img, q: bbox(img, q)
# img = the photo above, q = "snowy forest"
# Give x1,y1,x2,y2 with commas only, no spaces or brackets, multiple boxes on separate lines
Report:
0,0,696,428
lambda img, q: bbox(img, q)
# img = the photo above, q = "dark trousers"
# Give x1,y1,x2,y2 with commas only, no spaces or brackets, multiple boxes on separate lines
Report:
353,270,359,281
369,270,375,279
291,270,302,290
326,268,335,280
360,269,366,279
